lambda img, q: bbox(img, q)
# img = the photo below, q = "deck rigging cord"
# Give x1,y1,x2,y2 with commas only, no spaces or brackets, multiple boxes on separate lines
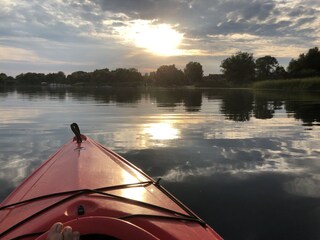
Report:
0,181,206,239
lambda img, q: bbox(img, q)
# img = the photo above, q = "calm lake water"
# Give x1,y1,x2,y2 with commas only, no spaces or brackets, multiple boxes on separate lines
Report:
0,86,320,240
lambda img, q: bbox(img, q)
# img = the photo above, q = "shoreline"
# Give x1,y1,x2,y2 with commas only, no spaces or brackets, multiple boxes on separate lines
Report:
2,77,320,92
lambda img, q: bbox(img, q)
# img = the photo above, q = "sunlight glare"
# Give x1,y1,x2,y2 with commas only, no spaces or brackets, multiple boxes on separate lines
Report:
120,171,145,201
118,20,184,56
143,122,180,140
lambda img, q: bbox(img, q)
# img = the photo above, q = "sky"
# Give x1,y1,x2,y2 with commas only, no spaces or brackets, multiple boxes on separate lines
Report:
0,0,319,76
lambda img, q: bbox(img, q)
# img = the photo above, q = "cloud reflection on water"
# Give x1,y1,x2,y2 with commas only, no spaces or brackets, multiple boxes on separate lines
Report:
285,174,320,198
1,88,320,239
126,137,308,180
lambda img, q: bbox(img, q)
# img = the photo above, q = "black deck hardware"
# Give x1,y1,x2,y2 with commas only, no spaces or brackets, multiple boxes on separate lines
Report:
70,123,82,143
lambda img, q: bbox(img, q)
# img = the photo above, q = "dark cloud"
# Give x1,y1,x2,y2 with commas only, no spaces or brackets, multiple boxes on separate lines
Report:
288,5,317,17
295,16,318,27
243,1,275,20
91,0,157,14
219,0,276,21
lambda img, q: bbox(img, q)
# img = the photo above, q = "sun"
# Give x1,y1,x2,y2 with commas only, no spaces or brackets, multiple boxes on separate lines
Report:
117,20,184,56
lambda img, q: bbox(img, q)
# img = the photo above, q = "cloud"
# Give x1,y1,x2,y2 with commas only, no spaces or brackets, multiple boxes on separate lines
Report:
284,174,320,198
0,45,43,63
90,0,320,55
0,0,320,75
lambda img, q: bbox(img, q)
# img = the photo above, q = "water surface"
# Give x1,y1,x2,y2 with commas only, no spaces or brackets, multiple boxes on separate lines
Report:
0,87,319,240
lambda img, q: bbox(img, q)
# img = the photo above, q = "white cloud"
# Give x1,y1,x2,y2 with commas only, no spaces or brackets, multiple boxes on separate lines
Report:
0,46,42,63
0,0,319,75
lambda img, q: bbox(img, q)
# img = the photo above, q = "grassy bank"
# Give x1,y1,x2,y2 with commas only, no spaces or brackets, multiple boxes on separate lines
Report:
252,77,320,91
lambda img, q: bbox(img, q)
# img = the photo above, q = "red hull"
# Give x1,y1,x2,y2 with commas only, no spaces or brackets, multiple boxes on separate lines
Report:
0,133,223,240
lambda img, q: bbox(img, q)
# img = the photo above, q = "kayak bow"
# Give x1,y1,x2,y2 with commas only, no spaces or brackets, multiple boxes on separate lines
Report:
0,123,223,240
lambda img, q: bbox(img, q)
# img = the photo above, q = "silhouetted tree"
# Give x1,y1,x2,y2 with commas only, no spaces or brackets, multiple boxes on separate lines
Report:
220,52,255,84
111,68,142,85
66,71,90,84
273,66,287,79
184,62,203,84
287,47,320,78
46,71,66,84
16,72,46,85
0,73,7,85
143,72,156,86
255,56,283,80
155,65,186,86
91,68,112,85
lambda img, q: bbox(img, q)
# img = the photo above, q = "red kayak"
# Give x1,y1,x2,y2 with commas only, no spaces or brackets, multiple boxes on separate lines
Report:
0,123,223,240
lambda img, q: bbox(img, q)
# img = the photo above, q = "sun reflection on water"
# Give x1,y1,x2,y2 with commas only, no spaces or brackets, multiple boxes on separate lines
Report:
143,122,180,140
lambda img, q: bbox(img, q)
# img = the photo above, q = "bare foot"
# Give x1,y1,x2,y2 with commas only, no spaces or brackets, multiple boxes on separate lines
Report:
47,222,80,240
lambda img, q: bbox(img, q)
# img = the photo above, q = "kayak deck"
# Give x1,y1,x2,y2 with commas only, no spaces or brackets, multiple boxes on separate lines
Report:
0,126,223,240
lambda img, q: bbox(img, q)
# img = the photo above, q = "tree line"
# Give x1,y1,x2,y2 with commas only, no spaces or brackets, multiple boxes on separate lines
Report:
0,68,144,87
0,62,203,87
221,47,320,84
1,47,319,87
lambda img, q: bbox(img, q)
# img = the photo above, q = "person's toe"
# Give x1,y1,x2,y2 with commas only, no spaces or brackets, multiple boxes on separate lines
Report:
47,222,63,240
73,231,80,240
62,226,73,240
